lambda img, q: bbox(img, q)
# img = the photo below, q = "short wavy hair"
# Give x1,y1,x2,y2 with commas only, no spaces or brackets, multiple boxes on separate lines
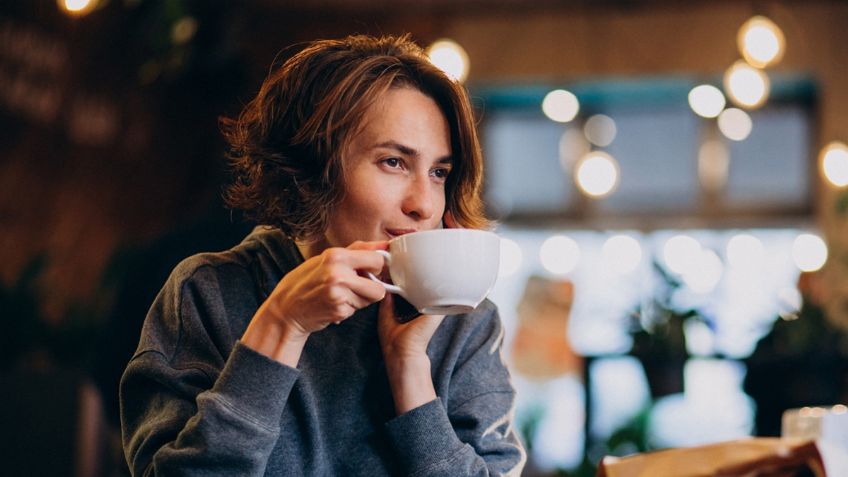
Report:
220,34,490,241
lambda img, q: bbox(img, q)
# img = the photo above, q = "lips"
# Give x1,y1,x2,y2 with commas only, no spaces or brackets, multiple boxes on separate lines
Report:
386,228,416,238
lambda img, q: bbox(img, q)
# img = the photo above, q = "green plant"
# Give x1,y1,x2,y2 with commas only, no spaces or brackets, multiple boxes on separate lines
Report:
627,262,705,398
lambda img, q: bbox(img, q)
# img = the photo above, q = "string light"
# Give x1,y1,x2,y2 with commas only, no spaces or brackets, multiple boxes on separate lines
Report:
688,85,726,118
575,151,619,198
821,141,848,187
542,89,580,123
717,108,753,141
738,16,786,68
426,39,469,83
724,60,770,109
58,0,98,16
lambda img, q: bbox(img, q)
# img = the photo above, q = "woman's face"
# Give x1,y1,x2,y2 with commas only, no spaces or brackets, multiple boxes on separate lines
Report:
320,86,452,249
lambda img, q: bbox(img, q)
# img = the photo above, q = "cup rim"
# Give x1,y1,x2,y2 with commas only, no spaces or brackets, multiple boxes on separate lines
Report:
389,228,499,242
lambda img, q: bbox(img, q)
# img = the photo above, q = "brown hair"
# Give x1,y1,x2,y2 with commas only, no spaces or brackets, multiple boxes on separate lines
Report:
221,34,489,240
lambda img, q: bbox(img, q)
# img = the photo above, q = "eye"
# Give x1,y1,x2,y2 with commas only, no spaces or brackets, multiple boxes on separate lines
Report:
432,168,451,180
382,157,402,169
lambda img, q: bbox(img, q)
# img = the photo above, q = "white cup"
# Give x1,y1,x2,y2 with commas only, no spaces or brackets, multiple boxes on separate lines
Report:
368,228,500,315
782,405,848,476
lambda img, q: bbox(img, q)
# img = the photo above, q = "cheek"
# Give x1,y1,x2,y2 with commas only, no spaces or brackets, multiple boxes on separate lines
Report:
426,187,447,227
342,187,390,221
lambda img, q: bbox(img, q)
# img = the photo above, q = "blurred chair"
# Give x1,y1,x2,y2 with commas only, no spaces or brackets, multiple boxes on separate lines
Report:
511,275,580,378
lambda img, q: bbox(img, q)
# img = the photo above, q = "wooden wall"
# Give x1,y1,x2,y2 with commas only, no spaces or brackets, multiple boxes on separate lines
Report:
2,0,846,323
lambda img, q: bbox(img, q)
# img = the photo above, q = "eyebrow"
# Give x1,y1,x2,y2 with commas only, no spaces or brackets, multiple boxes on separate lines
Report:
373,140,453,164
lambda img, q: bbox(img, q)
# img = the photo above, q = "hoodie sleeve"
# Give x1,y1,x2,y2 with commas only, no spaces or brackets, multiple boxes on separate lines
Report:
383,306,526,476
120,258,299,476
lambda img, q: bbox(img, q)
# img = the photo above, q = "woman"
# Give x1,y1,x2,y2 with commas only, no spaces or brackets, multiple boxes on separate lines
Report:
120,34,525,476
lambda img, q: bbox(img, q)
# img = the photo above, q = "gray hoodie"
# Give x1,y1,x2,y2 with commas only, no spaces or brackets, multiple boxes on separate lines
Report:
120,227,526,476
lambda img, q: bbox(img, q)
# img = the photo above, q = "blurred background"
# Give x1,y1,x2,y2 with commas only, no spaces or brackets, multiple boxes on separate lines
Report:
2,0,848,476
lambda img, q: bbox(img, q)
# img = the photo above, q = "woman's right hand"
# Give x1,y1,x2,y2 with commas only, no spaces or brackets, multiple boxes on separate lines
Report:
242,241,388,366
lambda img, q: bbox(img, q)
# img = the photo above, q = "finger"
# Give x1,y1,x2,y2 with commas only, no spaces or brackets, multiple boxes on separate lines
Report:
342,294,374,313
347,275,387,303
322,247,386,274
347,242,391,275
322,277,381,314
324,283,361,317
347,240,389,251
350,250,390,276
413,313,446,335
378,292,395,321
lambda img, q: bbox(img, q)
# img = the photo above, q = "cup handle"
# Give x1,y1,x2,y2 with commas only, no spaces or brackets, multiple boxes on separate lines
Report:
368,250,404,295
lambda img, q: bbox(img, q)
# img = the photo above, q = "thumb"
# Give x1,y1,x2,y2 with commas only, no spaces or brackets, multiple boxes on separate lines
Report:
348,240,389,251
415,313,447,336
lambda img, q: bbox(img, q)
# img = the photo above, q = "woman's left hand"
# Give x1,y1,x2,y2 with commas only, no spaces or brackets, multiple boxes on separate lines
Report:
378,212,459,413
378,294,444,360
378,293,445,414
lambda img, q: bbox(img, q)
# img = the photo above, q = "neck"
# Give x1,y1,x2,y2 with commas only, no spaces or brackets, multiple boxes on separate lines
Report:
295,237,329,260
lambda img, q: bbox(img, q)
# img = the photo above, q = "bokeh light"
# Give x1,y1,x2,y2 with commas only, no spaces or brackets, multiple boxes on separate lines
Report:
583,114,617,147
59,0,97,15
498,238,523,278
726,233,766,269
540,235,581,275
682,249,724,294
717,108,752,141
171,17,198,45
821,141,848,187
688,85,726,118
663,234,702,275
602,235,642,275
791,233,827,272
426,39,469,83
724,60,770,109
542,89,580,123
575,151,619,198
738,16,785,68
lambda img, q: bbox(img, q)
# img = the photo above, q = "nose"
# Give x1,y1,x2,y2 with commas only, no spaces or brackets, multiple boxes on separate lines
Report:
401,174,436,221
